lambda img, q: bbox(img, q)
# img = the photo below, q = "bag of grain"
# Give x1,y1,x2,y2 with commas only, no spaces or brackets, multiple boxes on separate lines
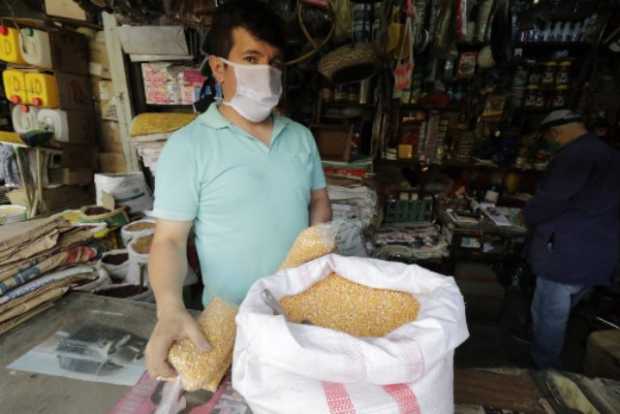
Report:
120,218,155,246
99,249,130,281
94,173,153,213
233,254,469,414
127,234,197,287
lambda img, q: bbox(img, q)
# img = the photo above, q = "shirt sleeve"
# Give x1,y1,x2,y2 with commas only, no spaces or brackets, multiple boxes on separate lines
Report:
151,134,200,221
308,132,327,190
523,149,593,227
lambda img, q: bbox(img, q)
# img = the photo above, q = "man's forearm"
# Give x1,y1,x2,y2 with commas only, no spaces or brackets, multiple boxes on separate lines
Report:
148,239,188,317
310,197,332,225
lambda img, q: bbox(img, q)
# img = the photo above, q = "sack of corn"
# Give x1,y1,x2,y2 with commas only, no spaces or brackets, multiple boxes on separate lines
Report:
233,254,469,414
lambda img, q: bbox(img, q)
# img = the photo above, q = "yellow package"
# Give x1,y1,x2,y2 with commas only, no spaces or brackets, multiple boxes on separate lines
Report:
130,112,197,137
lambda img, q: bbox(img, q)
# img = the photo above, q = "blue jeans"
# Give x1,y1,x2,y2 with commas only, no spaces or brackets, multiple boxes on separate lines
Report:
531,277,588,369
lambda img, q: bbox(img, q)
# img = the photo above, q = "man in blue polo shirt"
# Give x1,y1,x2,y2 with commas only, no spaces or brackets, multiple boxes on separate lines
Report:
145,1,332,380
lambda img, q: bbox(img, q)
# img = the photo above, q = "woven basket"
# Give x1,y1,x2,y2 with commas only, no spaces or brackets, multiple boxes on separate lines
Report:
318,42,379,84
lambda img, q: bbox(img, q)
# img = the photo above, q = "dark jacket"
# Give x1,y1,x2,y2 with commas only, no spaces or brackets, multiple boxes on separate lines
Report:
524,133,620,286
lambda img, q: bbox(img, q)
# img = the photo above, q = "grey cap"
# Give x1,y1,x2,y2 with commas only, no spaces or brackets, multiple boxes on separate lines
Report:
540,110,583,130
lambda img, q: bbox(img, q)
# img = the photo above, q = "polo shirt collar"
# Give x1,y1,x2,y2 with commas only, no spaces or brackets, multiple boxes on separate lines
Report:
199,103,230,129
198,103,291,143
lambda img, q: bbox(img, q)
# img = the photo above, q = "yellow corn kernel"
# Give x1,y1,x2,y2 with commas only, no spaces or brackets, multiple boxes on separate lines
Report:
279,224,336,270
280,273,420,337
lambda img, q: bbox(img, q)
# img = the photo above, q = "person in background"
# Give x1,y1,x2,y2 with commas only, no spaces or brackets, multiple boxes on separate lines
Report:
524,110,620,369
144,0,332,380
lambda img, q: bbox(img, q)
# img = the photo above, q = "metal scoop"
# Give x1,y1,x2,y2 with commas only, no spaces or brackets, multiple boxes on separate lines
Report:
261,289,312,325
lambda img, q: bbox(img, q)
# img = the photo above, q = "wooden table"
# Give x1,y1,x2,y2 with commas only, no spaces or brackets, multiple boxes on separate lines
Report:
438,207,528,273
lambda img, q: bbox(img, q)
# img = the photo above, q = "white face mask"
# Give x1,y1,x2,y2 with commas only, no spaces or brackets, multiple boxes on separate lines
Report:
220,58,282,123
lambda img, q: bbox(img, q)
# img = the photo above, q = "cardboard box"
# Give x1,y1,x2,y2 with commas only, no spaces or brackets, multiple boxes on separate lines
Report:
45,0,88,21
49,30,89,75
89,31,111,79
312,124,354,162
142,63,206,105
94,100,118,121
584,330,620,380
92,78,117,121
91,78,113,101
99,121,123,153
60,143,98,169
98,152,127,173
49,168,93,186
118,26,189,56
56,73,93,111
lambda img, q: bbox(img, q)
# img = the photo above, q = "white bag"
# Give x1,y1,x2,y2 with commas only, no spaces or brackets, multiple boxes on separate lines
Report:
120,218,156,246
126,236,198,287
94,173,153,213
233,254,469,414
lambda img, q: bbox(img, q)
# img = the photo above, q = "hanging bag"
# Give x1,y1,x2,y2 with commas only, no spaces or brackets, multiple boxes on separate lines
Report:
393,1,415,95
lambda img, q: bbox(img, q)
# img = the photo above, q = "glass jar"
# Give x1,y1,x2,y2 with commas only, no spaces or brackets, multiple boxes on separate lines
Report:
528,64,543,86
541,61,557,86
525,85,539,108
556,60,571,85
334,86,346,103
552,85,569,108
534,88,545,109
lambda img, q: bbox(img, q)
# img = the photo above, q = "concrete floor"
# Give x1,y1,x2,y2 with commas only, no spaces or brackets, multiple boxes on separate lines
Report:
452,262,592,373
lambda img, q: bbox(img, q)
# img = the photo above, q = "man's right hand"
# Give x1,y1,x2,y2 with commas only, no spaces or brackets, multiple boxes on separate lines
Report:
145,307,212,380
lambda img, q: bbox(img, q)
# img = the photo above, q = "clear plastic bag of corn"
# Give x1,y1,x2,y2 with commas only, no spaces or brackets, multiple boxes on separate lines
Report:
167,298,237,392
278,222,338,270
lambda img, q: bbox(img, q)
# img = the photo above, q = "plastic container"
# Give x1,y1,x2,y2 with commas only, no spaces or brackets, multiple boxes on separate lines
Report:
25,72,60,108
3,69,27,105
37,109,69,141
11,104,39,133
0,205,27,225
0,26,25,63
19,27,52,69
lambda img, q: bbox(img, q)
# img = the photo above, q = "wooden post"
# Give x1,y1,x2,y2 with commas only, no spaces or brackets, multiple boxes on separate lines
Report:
102,12,139,172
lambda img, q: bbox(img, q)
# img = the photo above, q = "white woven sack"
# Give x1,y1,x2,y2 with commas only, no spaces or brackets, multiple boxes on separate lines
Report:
127,237,198,287
120,219,156,247
233,254,469,414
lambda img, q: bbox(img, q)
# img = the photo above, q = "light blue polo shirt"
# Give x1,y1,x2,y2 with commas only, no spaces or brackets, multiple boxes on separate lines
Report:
152,104,326,306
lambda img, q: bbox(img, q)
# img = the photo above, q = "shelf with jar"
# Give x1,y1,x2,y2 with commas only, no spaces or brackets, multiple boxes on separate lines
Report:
510,58,574,113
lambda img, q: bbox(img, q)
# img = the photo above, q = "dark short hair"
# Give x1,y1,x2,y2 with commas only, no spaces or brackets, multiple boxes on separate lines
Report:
204,0,286,59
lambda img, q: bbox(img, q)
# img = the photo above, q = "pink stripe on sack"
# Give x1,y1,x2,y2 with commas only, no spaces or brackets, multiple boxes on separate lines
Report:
322,382,357,414
383,384,421,414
